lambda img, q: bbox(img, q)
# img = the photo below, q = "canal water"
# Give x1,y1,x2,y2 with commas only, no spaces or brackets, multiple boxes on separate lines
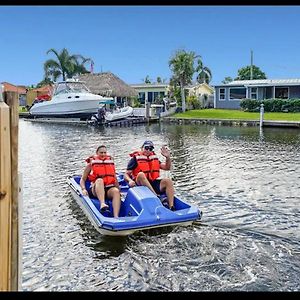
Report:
19,119,300,291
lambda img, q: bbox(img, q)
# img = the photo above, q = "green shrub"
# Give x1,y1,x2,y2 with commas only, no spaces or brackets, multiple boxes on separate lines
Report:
240,98,300,112
186,95,201,110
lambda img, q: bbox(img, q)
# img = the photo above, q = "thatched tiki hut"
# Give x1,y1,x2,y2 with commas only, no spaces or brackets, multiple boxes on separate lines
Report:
78,72,138,106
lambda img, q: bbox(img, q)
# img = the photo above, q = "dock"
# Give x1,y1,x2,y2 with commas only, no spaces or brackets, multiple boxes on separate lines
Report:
22,115,159,127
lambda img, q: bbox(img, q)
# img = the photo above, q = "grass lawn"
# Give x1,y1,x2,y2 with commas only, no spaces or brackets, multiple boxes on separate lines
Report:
174,109,300,122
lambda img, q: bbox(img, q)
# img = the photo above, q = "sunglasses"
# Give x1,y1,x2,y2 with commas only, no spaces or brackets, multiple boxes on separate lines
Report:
144,146,154,151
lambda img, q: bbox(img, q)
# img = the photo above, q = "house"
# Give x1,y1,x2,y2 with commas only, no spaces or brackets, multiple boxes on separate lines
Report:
130,83,169,105
186,82,214,108
79,72,138,106
1,82,27,106
214,79,300,109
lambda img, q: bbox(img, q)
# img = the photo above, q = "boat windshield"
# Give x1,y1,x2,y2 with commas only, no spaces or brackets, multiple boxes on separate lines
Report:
53,82,91,95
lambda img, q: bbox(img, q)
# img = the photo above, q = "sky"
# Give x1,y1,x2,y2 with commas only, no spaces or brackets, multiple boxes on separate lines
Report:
1,5,300,87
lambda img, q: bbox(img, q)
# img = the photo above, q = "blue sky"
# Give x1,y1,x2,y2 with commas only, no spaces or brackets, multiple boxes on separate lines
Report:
1,5,300,86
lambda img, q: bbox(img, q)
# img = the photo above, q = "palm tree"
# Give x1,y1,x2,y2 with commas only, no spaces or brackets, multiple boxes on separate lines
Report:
44,48,93,81
196,59,212,84
143,75,152,84
169,49,196,112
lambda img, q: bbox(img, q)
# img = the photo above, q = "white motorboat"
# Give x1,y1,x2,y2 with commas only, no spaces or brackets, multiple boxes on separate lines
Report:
29,79,113,119
104,105,133,122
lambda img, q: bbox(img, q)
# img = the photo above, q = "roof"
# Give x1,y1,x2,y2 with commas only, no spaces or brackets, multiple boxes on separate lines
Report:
1,82,27,94
215,78,300,87
130,83,169,88
186,82,214,91
78,72,138,97
29,85,53,93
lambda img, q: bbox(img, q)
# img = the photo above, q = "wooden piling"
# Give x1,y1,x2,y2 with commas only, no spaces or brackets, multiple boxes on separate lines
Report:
0,91,19,291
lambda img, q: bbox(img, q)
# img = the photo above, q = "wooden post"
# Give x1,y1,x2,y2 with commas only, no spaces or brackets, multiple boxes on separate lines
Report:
0,91,19,291
0,95,12,291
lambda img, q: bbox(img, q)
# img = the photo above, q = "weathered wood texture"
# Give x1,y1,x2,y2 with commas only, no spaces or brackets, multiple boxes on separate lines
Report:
0,100,12,291
0,91,19,291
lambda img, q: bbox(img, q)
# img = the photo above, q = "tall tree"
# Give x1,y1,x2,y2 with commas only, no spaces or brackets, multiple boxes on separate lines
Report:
36,77,54,88
169,49,198,112
222,76,233,84
196,60,212,84
44,48,93,81
143,75,152,84
235,65,267,80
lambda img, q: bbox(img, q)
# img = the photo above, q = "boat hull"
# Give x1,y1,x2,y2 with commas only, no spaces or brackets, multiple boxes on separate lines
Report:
105,106,133,122
29,93,110,118
67,174,202,236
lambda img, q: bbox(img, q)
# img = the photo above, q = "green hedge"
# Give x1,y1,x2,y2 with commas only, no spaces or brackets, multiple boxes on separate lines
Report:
240,98,300,112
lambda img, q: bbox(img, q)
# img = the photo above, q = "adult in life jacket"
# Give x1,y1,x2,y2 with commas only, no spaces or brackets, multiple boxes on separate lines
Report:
80,145,121,218
124,140,175,211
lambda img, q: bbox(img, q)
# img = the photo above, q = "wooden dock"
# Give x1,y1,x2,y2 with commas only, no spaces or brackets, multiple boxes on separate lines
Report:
23,116,159,127
103,117,158,127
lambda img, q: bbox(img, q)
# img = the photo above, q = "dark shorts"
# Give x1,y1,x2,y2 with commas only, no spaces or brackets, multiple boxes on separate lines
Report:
149,179,162,195
87,185,116,199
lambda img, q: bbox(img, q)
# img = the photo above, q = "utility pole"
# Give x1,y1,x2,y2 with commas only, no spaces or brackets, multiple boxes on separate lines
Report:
250,50,253,80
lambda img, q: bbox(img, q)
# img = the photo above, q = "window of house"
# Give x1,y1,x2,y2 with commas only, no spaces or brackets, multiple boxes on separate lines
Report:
154,92,159,101
148,92,153,103
138,92,145,104
275,87,289,99
250,87,257,99
229,88,246,100
219,88,225,100
160,92,165,98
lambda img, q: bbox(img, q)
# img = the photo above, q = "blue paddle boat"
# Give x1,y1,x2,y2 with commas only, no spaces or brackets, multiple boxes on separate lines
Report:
67,173,202,236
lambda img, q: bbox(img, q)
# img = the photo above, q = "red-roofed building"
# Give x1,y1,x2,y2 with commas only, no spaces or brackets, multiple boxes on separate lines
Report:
1,82,27,106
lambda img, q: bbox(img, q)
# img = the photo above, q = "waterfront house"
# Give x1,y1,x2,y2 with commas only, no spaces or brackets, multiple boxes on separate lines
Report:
1,82,27,106
79,72,138,106
186,82,214,108
214,79,300,109
130,83,169,105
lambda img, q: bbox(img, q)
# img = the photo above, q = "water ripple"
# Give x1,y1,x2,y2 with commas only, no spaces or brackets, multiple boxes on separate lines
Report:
19,120,300,291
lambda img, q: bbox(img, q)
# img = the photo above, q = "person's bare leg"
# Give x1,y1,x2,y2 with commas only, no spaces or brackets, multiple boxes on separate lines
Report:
92,178,108,209
107,187,121,218
160,178,175,208
135,172,157,194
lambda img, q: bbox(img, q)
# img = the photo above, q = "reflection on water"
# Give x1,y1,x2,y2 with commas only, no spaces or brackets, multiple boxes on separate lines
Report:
19,120,300,291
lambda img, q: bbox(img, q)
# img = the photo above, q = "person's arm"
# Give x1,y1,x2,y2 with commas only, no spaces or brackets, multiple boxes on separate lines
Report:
124,170,136,187
80,164,91,195
124,157,137,187
160,146,171,170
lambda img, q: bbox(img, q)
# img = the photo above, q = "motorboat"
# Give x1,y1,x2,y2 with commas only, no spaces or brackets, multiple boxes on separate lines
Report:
67,173,202,236
29,79,113,119
104,105,133,122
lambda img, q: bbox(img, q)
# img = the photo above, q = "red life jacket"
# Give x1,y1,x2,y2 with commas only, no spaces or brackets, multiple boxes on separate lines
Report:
85,154,116,187
130,151,160,181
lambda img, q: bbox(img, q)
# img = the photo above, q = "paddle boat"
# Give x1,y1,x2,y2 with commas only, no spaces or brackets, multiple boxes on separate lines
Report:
67,173,202,236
